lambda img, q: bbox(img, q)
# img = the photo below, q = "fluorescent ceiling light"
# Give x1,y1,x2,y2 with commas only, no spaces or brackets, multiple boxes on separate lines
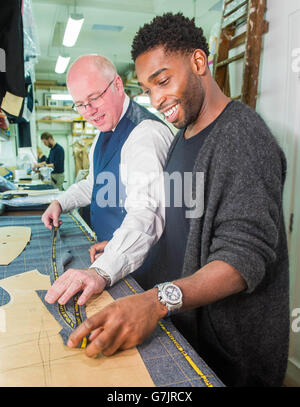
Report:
55,55,70,74
63,13,84,47
51,94,73,101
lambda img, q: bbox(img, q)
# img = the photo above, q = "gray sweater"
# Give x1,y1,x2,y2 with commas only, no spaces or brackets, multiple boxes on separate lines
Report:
138,101,290,386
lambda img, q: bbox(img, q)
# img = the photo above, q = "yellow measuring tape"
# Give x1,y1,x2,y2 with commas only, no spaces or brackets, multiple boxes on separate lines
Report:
68,213,97,243
67,214,214,386
123,279,214,387
51,226,87,348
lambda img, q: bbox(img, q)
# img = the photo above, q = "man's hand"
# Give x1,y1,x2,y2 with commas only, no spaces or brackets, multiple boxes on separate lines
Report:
41,200,62,230
67,288,168,356
45,267,107,306
89,241,109,262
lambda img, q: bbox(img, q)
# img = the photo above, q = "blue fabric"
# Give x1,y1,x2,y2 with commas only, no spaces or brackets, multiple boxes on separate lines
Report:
0,215,224,387
36,227,88,348
90,100,163,242
0,175,17,192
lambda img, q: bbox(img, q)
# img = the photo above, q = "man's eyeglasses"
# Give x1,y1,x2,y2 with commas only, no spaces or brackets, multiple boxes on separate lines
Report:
72,77,115,113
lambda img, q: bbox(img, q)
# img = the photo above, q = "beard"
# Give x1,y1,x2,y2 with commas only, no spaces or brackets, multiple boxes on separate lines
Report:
173,74,205,129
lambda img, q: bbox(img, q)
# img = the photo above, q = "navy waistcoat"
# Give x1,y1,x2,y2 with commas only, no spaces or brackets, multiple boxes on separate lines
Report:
90,99,163,242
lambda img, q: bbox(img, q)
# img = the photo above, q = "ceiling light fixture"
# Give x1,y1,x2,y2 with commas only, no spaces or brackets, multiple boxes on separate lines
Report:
55,55,71,74
62,13,84,47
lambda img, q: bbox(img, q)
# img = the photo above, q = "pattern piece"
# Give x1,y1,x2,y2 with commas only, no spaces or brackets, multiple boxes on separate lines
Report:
0,270,154,387
0,214,225,387
0,226,31,265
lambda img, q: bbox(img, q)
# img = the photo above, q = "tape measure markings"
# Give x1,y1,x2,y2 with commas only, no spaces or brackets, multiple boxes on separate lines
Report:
51,226,87,347
123,278,214,387
66,214,214,385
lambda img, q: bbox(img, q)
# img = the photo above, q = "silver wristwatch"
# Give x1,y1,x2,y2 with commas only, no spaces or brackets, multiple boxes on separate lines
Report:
92,267,111,287
155,282,183,317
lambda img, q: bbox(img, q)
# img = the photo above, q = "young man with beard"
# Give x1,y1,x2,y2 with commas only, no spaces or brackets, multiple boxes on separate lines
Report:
67,14,289,387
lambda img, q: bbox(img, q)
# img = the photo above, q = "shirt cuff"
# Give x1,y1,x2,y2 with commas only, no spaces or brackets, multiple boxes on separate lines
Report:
89,251,130,287
56,194,75,212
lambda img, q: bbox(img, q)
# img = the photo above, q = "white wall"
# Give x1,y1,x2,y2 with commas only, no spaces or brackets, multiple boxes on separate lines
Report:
217,0,300,386
0,125,18,169
256,0,300,387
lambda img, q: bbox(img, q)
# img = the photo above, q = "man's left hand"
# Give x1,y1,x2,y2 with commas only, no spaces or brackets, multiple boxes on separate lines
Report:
89,241,109,262
67,289,168,356
45,267,107,306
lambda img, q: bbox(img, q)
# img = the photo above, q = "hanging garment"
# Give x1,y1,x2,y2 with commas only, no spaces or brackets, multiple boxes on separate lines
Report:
0,0,25,119
73,142,89,176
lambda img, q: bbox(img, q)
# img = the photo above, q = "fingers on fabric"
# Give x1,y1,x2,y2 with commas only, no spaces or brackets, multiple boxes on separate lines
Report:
77,283,98,306
68,311,107,349
68,294,158,357
87,324,123,357
89,241,108,262
69,312,124,357
89,245,96,262
42,201,62,229
57,279,85,305
45,273,70,303
41,212,53,230
45,268,105,305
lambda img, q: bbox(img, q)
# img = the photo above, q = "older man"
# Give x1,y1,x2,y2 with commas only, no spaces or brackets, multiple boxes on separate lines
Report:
42,54,173,306
68,14,289,387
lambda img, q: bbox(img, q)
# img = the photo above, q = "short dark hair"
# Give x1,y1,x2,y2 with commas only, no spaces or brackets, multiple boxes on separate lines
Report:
131,12,209,61
41,132,53,141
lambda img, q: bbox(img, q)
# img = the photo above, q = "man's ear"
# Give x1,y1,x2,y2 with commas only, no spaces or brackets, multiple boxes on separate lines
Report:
191,49,207,76
114,75,124,93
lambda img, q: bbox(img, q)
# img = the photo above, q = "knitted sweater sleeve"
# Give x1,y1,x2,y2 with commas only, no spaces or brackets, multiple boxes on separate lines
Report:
205,110,286,293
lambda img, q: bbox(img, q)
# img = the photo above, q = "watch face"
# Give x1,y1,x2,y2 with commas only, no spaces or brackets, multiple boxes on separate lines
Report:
163,284,182,305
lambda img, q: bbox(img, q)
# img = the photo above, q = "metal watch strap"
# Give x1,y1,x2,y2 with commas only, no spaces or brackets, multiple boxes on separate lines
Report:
154,282,182,318
92,267,111,287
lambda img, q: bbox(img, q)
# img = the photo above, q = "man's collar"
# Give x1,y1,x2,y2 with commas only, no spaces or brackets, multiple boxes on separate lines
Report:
111,94,129,132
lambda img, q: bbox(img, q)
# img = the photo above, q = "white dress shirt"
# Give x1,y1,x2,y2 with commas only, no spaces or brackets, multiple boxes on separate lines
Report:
57,94,174,285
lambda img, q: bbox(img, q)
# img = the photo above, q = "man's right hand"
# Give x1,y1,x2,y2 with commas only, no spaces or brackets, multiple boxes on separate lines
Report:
41,200,62,230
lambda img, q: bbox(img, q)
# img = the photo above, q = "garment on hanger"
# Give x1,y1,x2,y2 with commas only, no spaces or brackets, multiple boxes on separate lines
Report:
73,141,89,176
0,0,26,119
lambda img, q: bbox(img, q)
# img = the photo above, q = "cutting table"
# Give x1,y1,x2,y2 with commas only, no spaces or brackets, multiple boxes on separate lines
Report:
0,212,224,387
